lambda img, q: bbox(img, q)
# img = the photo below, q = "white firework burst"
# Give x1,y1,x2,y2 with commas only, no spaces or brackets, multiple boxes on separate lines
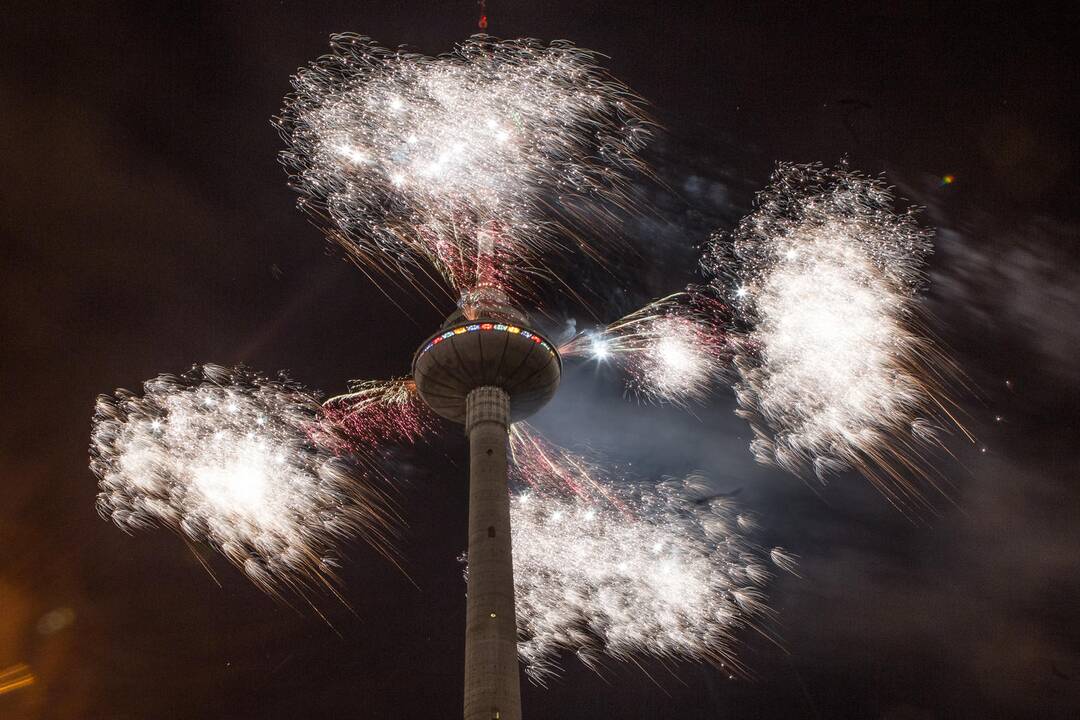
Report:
500,434,790,681
703,163,964,507
560,294,729,406
90,364,395,594
277,33,651,298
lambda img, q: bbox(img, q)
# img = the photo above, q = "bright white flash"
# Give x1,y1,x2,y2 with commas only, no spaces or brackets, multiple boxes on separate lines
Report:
90,364,393,593
588,333,611,362
655,329,695,376
636,316,714,402
754,221,912,452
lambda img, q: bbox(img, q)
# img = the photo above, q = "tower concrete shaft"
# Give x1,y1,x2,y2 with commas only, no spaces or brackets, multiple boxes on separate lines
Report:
412,289,559,720
463,386,521,720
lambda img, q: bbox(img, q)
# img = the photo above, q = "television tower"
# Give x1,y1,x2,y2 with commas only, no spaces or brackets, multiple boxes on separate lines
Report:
413,284,561,720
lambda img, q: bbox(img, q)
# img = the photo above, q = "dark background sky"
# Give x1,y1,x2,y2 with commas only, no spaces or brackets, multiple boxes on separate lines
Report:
2,2,1079,718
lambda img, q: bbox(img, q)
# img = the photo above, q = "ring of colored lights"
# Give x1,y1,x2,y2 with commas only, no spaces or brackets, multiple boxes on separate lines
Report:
412,321,561,424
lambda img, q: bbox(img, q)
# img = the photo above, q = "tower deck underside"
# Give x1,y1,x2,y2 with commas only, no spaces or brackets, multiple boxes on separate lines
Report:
412,320,561,424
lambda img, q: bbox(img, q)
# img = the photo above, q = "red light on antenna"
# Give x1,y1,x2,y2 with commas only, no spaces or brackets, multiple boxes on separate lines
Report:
478,15,488,29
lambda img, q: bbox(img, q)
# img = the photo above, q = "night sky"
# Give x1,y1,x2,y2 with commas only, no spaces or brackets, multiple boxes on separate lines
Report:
3,2,1079,718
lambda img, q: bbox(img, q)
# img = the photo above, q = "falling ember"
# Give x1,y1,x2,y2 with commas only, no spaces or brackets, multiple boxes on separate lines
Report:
276,34,652,300
702,163,968,509
89,364,396,594
561,294,730,406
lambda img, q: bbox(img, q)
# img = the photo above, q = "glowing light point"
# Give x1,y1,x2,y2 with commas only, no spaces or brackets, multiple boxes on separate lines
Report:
589,335,611,362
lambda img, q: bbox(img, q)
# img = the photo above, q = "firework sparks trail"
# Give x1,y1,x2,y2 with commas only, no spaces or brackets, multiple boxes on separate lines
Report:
509,423,627,511
90,364,396,595
768,547,801,577
277,34,652,301
560,294,730,406
701,163,967,509
499,437,791,682
322,377,438,454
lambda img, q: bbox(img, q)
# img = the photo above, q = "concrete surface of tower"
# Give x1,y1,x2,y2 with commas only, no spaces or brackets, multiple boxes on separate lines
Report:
412,284,561,720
